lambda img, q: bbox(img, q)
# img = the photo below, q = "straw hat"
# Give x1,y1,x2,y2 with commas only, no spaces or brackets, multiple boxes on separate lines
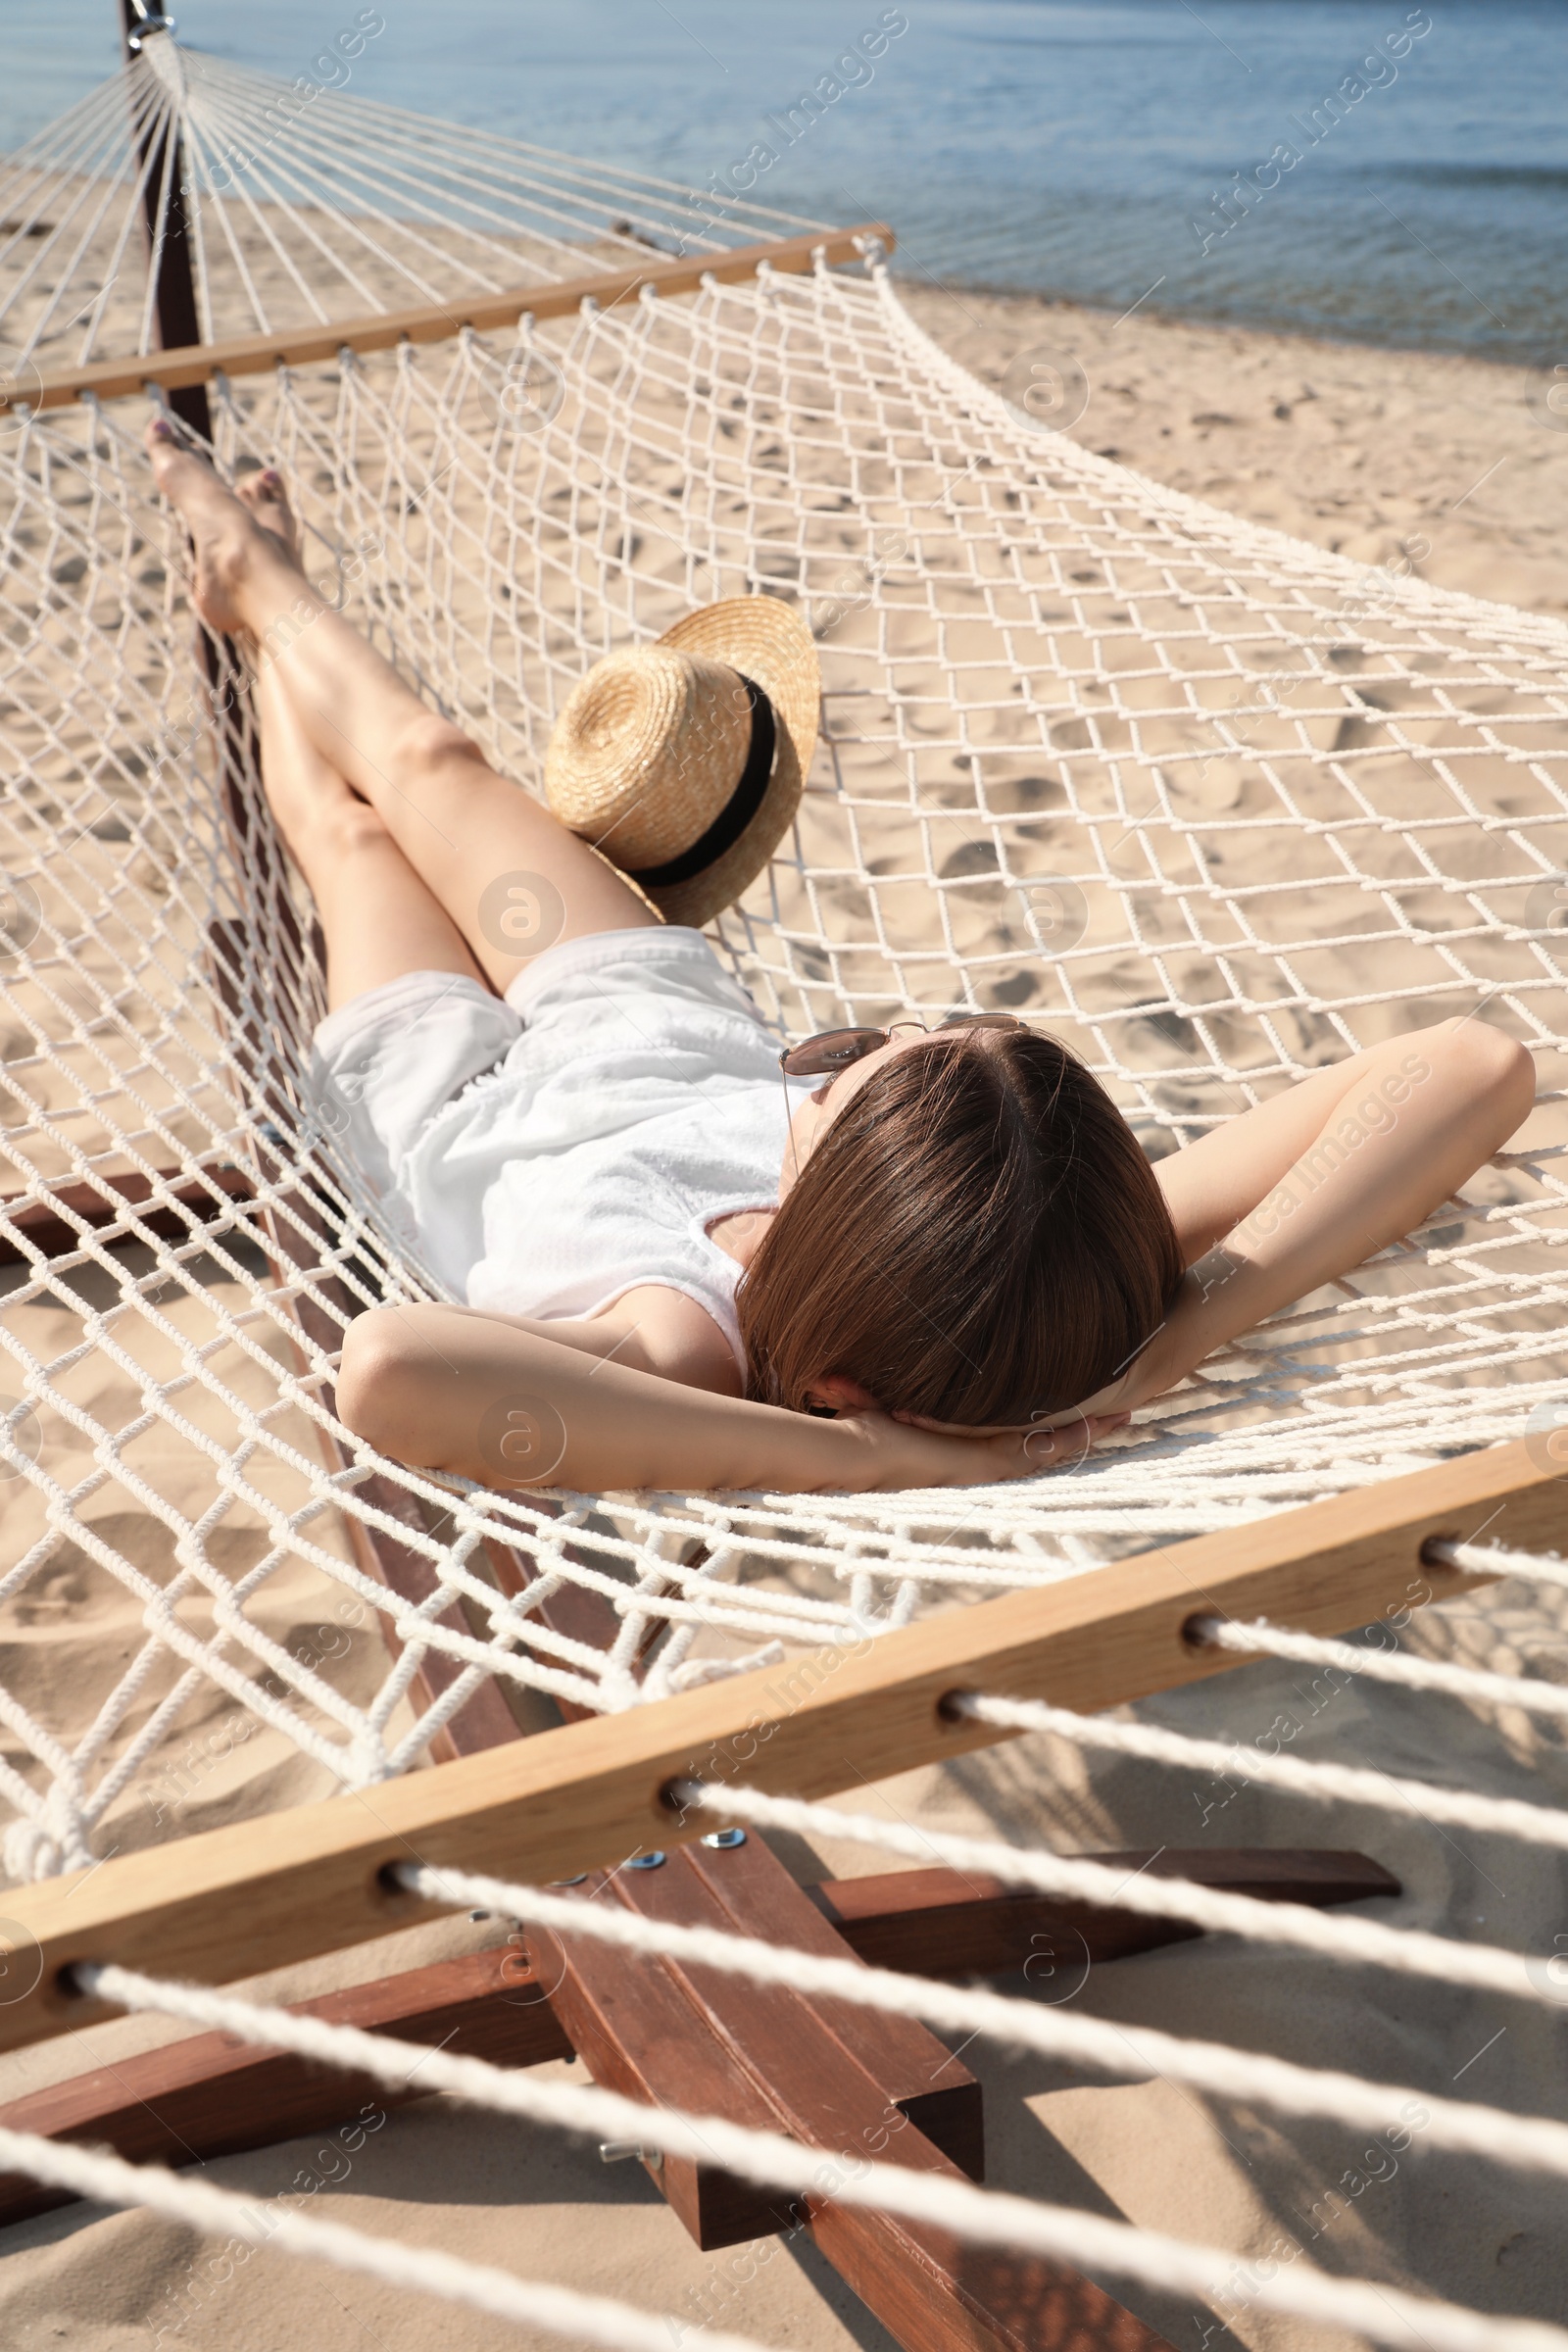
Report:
544,597,819,928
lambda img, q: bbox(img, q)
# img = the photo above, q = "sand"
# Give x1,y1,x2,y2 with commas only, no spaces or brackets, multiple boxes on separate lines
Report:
2,290,1567,2352
898,287,1568,624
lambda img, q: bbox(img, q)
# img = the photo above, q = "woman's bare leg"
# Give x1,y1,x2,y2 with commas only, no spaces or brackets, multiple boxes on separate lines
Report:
148,424,659,995
253,652,487,1014
232,476,485,1013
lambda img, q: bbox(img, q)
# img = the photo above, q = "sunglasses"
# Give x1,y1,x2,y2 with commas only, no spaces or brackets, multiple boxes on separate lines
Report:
779,1012,1029,1079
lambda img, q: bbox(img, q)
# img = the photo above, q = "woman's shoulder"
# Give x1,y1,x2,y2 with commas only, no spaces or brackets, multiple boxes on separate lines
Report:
597,1282,747,1396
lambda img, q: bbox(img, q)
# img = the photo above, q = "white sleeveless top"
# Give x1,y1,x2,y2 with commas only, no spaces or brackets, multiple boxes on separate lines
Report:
310,927,814,1370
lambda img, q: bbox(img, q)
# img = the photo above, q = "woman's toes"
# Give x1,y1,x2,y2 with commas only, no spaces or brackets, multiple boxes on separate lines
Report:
143,415,195,494
144,415,228,511
235,466,303,562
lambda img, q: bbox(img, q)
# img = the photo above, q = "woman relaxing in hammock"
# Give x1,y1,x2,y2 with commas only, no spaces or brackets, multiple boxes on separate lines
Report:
147,420,1535,1495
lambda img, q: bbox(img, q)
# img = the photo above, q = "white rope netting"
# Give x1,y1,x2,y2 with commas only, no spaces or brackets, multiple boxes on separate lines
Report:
0,42,1565,1883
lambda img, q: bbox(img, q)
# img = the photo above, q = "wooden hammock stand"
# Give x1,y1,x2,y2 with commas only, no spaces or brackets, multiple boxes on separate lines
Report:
1,27,1558,2345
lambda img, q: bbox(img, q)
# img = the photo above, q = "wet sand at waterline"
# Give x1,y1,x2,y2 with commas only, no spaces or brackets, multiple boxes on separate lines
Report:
1,292,1566,2351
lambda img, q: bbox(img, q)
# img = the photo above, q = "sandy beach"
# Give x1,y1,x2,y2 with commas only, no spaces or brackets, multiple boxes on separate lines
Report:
900,286,1568,622
1,284,1566,2352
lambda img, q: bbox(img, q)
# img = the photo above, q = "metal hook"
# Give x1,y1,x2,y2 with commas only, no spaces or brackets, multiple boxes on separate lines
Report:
126,5,177,52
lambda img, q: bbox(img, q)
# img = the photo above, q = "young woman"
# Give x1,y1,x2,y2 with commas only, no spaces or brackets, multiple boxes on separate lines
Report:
145,420,1536,1495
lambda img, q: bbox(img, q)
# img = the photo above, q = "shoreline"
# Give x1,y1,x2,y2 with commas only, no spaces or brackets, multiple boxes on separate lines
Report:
898,278,1568,622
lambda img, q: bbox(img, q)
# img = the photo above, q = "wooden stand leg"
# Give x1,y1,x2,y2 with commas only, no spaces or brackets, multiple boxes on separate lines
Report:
552,1834,1171,2352
810,1848,1400,1975
0,1167,256,1264
0,1944,570,2229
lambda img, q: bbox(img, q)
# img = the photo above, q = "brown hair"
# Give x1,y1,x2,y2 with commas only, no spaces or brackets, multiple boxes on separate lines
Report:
738,1027,1182,1424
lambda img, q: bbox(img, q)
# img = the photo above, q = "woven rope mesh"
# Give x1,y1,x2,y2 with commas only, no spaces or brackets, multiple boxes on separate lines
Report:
0,48,1564,1882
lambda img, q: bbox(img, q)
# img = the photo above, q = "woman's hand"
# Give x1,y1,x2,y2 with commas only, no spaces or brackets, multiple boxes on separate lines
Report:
830,1406,1133,1490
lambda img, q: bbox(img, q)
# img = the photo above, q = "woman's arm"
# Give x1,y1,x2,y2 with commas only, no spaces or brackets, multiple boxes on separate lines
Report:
1098,1017,1535,1412
336,1301,1120,1493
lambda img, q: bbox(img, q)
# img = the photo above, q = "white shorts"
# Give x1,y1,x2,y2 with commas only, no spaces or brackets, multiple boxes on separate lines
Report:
309,925,792,1326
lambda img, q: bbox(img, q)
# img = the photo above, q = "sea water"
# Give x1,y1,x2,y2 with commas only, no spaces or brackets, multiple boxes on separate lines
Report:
11,0,1567,365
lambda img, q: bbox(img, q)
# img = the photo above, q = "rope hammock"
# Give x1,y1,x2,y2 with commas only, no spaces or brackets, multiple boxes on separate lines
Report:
0,33,1565,1896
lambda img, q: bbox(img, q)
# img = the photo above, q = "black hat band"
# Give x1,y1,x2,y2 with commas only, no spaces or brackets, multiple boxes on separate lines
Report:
628,674,777,890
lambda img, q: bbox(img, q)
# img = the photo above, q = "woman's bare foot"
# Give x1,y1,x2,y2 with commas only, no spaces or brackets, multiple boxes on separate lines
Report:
234,466,305,567
143,417,302,636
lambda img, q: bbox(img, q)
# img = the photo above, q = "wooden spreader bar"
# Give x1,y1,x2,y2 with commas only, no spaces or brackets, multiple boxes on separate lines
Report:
0,1434,1548,2054
0,222,895,413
